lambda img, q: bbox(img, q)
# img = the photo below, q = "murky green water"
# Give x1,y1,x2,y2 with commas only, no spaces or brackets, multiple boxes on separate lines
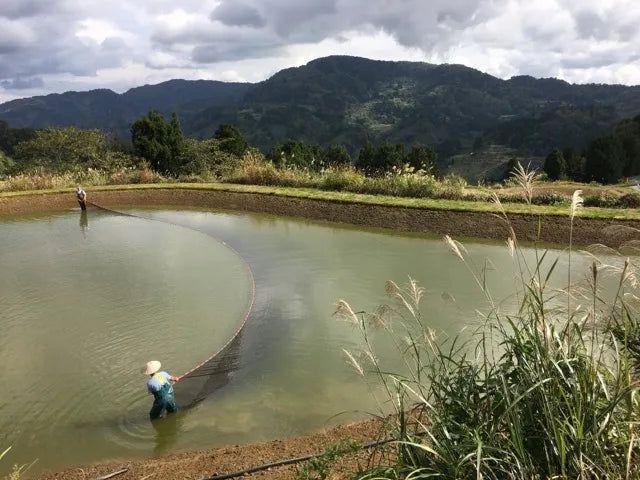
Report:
0,206,611,475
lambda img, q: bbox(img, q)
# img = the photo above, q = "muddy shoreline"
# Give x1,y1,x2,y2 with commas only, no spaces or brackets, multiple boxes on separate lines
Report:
1,188,640,247
37,419,384,480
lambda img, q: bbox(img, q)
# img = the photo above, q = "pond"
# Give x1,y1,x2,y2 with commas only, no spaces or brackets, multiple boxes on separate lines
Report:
0,206,606,475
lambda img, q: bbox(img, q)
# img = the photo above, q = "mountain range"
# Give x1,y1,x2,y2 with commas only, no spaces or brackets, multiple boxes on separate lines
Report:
1,55,639,161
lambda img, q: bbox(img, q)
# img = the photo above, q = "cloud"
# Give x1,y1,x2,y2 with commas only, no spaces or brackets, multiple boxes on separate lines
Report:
210,2,265,28
0,77,44,89
0,0,56,19
0,19,36,54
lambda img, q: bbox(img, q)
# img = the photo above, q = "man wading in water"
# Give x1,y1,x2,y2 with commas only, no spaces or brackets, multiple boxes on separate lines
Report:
75,186,87,210
144,361,179,420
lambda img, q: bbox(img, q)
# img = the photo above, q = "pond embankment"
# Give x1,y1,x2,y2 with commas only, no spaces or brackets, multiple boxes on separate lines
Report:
1,187,640,247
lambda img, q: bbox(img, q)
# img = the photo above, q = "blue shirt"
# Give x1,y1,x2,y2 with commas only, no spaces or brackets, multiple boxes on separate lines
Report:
147,371,173,394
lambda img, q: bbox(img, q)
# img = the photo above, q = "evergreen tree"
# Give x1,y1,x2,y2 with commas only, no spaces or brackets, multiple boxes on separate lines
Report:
356,144,376,173
617,116,640,177
585,135,625,184
357,142,404,175
324,144,352,167
214,124,248,157
562,147,585,181
406,143,438,176
543,149,566,180
504,157,519,180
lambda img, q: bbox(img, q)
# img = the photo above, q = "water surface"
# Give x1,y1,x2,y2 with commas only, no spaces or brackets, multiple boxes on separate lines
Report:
0,206,608,474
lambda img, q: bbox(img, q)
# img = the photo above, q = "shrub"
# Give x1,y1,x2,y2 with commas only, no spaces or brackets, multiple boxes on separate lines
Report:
531,192,570,206
135,167,164,184
319,167,365,191
462,191,492,202
583,193,621,208
619,191,640,208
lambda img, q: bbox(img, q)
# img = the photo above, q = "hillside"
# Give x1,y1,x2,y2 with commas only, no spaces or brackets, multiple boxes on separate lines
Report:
0,80,251,138
1,55,639,162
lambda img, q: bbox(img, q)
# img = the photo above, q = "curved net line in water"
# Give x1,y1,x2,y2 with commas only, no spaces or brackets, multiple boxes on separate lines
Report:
87,202,256,408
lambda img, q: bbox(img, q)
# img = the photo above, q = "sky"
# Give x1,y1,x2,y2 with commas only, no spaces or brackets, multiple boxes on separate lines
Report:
1,0,639,104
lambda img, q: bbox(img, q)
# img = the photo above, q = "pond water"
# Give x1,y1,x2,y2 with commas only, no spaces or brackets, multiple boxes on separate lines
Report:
0,206,610,475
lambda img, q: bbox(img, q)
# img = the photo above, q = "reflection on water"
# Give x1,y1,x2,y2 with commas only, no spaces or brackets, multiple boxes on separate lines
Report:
0,206,621,475
79,209,89,234
151,411,180,456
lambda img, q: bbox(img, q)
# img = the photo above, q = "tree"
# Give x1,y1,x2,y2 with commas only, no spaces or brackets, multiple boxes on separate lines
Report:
0,120,36,156
0,150,14,175
406,143,438,176
616,116,640,177
266,140,324,169
504,157,519,180
585,135,625,184
214,124,248,157
543,149,566,180
324,144,351,167
356,144,376,172
562,147,585,181
131,110,184,174
356,142,404,175
177,138,238,177
13,126,108,171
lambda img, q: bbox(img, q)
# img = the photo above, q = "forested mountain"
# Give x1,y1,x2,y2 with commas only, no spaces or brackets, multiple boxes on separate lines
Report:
1,55,639,160
0,80,251,138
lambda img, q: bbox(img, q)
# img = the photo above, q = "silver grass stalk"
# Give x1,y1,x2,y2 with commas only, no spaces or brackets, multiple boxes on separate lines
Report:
342,348,364,376
444,234,465,261
334,299,358,325
568,189,583,319
507,237,516,258
510,162,538,206
570,189,583,221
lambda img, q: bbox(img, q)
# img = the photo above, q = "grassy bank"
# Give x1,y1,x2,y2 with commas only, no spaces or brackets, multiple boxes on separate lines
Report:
2,181,640,220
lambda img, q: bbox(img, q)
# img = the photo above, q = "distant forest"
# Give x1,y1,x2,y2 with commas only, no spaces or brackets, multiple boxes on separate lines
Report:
2,110,640,184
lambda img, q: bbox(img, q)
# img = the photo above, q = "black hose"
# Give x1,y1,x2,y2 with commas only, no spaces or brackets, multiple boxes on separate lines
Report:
198,438,393,480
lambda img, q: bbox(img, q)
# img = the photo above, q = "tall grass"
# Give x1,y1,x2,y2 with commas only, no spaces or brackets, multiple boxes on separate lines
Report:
0,166,164,192
336,165,640,479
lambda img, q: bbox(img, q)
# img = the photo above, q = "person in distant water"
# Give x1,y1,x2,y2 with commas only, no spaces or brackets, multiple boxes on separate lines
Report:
75,186,87,210
144,360,179,420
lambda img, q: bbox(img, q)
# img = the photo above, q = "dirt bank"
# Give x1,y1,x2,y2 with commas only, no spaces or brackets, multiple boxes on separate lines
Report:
2,188,640,247
37,419,385,480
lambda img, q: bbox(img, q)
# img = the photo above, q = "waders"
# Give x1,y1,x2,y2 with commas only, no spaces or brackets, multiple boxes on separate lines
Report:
149,373,177,420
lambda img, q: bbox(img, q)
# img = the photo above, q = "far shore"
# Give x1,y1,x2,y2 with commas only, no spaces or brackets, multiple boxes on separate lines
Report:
1,185,640,247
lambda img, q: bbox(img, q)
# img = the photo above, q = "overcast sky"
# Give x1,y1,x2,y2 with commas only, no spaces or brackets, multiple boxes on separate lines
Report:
1,0,639,103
